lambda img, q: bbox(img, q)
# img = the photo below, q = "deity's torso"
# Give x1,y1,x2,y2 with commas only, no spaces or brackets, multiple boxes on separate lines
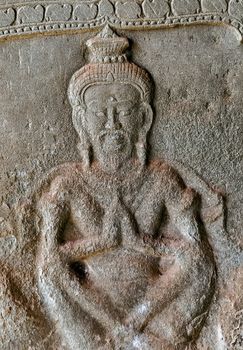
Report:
41,160,213,314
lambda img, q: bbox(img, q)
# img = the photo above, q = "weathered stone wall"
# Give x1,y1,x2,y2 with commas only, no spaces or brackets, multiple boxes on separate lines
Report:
0,2,242,349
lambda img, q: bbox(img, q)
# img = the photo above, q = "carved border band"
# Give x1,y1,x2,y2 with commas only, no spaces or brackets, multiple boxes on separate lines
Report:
0,0,243,40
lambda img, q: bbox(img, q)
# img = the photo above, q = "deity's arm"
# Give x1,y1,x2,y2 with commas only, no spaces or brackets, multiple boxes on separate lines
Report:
153,164,201,244
125,171,208,332
166,186,201,243
59,207,120,260
36,178,122,345
59,189,143,261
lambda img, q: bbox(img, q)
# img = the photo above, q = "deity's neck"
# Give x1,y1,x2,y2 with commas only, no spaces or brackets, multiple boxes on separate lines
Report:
88,158,144,183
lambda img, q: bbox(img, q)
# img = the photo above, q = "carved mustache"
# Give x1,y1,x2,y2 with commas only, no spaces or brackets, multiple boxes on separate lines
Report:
98,130,127,143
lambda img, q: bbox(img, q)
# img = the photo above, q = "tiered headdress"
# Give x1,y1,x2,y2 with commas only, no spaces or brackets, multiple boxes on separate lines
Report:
68,25,153,106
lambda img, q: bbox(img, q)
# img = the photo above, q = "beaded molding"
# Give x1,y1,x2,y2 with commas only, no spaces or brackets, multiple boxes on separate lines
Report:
0,0,243,40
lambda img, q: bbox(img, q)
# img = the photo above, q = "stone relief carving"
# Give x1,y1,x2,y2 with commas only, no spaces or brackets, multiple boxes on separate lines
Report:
1,0,243,40
36,25,216,349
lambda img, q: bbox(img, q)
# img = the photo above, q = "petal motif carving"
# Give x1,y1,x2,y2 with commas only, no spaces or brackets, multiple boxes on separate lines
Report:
115,0,142,19
142,0,170,18
0,8,15,27
201,0,228,13
17,5,44,24
45,4,72,22
99,0,115,17
73,3,98,21
171,0,201,16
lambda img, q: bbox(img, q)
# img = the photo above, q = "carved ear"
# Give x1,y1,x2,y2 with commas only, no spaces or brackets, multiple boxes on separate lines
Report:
136,103,153,165
72,105,91,145
72,104,92,167
71,104,85,133
139,102,153,140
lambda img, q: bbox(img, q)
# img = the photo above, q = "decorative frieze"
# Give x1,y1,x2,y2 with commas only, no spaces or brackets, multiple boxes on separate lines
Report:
0,0,243,40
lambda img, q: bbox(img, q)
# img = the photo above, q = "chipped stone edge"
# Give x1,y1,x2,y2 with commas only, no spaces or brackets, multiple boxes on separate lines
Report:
0,1,242,41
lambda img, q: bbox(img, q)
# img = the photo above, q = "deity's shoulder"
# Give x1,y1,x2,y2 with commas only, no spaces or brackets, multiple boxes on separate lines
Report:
147,160,196,209
37,161,86,203
147,160,184,188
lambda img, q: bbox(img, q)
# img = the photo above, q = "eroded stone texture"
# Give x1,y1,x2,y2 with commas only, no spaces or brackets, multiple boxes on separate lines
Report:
0,3,242,350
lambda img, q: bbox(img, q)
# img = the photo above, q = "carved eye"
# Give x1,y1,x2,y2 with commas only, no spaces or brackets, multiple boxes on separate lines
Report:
119,110,131,118
95,111,106,118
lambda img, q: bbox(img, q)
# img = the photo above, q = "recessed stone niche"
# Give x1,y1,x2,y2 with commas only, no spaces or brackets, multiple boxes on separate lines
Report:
0,1,242,349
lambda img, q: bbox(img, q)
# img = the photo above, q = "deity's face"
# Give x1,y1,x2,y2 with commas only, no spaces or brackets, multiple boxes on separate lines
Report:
81,83,149,173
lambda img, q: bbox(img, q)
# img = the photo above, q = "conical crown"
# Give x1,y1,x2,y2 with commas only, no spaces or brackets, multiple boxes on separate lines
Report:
68,26,153,106
87,25,129,63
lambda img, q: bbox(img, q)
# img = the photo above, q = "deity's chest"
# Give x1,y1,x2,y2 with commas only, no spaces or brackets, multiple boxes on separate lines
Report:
69,174,165,239
84,247,160,311
67,176,164,311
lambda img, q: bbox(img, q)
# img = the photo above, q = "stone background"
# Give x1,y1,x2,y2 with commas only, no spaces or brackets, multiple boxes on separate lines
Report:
0,25,242,242
0,23,242,348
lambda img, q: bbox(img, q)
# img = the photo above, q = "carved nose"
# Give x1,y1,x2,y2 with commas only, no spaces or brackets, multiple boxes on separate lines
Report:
105,107,121,130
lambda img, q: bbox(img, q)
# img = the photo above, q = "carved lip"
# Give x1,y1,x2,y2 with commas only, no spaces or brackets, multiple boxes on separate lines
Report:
100,130,127,149
104,139,125,152
110,133,125,142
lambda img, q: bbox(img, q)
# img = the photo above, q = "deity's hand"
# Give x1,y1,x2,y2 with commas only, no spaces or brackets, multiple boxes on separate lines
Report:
58,194,122,261
104,189,148,251
102,191,122,243
103,190,175,257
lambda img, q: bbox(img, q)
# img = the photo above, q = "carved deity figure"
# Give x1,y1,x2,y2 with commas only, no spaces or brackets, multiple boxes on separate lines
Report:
37,26,215,350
